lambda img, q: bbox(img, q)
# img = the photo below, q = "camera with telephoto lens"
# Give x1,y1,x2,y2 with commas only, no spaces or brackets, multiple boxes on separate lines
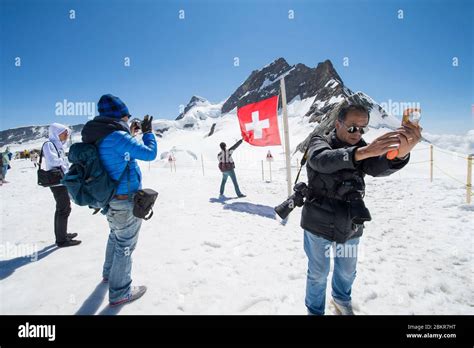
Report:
337,178,372,225
274,182,309,220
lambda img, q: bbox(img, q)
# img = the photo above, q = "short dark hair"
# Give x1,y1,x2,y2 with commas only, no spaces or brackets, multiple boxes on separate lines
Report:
338,104,370,122
220,142,226,150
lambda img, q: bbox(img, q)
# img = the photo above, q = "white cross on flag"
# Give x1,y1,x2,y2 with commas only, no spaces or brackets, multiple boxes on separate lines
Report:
237,95,281,146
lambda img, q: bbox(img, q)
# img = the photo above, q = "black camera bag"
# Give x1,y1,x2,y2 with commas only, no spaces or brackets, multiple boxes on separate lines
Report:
133,188,158,220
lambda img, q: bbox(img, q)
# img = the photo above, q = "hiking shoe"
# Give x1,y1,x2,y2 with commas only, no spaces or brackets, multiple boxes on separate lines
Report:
237,194,246,198
67,233,78,240
109,286,147,307
56,239,82,248
331,298,355,315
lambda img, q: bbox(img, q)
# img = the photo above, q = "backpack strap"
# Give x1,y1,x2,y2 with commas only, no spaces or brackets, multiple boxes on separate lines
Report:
39,141,61,170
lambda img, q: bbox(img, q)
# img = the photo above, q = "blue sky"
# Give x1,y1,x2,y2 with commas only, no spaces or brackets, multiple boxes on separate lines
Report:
1,0,472,134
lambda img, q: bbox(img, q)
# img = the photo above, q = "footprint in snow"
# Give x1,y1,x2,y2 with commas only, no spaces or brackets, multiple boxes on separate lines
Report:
239,297,271,312
288,273,304,280
365,291,378,302
202,241,221,248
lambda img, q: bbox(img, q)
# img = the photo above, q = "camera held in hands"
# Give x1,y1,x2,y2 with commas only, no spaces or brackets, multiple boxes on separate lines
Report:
130,118,142,133
129,115,153,135
274,182,309,220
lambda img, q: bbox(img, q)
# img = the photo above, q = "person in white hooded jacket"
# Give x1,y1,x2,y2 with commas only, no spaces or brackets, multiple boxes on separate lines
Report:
42,123,81,247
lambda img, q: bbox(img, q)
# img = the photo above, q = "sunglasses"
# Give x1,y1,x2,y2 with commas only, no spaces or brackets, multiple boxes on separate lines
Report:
342,123,369,135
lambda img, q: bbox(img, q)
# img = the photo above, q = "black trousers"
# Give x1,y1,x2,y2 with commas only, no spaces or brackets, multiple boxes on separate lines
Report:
50,186,72,244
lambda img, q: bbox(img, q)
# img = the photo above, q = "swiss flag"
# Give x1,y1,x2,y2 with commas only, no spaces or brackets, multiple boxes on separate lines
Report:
237,95,281,146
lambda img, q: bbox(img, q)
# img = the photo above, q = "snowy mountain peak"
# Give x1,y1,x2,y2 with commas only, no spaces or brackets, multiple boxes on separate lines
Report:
257,57,292,79
221,57,293,114
188,95,208,105
164,95,223,132
314,59,343,85
221,58,346,114
176,95,210,121
261,57,291,70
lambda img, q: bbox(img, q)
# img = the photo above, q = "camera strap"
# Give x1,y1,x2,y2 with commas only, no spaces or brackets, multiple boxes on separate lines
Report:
294,146,309,184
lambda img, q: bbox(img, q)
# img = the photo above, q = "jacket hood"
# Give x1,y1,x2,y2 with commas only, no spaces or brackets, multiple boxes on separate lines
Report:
49,123,71,143
81,116,130,144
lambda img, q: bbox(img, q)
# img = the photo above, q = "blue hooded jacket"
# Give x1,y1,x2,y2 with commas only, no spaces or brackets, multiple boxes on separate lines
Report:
81,116,157,195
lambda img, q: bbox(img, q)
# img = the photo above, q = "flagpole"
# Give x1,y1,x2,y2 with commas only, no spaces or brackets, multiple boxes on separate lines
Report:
280,77,292,197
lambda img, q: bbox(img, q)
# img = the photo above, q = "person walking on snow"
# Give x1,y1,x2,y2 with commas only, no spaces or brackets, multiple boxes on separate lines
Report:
81,94,157,307
42,123,81,247
218,139,246,198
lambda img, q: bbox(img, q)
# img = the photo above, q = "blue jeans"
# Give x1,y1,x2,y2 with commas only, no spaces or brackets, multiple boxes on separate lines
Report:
102,198,142,303
304,230,359,315
220,169,242,196
2,164,8,179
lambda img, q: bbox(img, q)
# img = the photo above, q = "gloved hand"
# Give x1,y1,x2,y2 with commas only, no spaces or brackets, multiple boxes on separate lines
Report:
141,115,153,134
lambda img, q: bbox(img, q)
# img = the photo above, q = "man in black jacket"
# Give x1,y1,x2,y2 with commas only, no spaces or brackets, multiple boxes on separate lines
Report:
301,104,422,315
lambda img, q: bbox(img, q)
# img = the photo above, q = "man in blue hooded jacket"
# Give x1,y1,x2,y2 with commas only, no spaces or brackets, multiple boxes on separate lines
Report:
81,94,157,306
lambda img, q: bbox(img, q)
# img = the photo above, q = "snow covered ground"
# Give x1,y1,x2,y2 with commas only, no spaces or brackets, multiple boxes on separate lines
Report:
1,97,473,315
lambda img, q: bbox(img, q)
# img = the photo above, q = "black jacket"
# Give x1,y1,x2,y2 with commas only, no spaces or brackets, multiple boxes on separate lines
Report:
301,130,409,243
